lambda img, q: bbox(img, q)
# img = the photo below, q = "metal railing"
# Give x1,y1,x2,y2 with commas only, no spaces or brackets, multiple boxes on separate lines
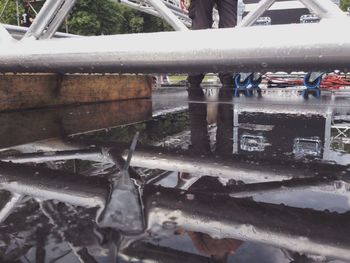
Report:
0,0,349,74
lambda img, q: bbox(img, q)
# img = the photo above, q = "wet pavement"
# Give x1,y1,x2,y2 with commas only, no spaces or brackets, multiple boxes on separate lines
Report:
0,85,350,263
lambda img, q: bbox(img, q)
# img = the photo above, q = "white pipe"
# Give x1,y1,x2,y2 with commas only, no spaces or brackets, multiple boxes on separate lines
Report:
1,22,350,73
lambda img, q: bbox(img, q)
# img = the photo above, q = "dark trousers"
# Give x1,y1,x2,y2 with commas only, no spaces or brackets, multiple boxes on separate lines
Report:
188,0,237,86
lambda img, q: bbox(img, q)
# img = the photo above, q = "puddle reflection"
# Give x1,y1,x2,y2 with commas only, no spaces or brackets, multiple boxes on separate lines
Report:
0,87,349,262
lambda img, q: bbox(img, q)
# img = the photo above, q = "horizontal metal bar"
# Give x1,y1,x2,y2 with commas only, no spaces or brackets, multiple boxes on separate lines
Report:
0,146,328,183
123,242,210,263
210,176,349,198
121,147,346,183
0,161,108,207
1,22,350,73
5,138,347,183
3,24,78,39
145,185,350,261
0,148,104,163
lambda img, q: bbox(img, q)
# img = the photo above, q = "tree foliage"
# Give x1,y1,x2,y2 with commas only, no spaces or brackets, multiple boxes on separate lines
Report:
0,0,22,25
67,0,172,35
340,0,350,11
0,0,172,35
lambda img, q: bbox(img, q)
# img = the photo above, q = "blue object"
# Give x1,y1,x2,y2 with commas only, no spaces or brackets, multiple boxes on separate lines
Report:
302,72,323,98
234,73,262,97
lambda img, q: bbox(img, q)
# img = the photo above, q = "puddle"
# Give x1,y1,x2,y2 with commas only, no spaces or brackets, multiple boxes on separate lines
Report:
0,85,349,262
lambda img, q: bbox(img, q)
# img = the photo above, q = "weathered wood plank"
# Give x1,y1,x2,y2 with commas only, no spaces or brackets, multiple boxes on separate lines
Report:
0,99,152,149
0,73,152,111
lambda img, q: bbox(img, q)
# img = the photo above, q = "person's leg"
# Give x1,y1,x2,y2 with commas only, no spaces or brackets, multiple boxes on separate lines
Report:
217,0,237,28
187,0,215,87
216,89,234,155
190,0,215,30
189,99,211,155
217,0,238,86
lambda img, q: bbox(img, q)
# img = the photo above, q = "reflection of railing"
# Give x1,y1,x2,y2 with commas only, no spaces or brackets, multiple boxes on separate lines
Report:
333,123,350,139
3,143,345,182
0,140,350,261
144,185,350,261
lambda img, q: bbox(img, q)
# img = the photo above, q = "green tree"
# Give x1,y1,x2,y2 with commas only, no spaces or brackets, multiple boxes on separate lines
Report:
67,0,173,35
0,0,174,34
68,0,126,35
340,0,350,11
0,0,21,25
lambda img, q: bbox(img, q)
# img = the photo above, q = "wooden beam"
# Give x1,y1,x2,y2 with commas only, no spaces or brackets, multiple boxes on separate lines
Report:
0,73,152,112
0,99,152,149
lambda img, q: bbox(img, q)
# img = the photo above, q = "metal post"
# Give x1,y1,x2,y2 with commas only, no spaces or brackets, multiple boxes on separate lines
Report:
0,161,108,207
4,23,77,39
0,193,23,224
15,0,20,26
146,0,188,31
40,0,77,39
23,0,65,39
323,107,334,161
238,0,276,27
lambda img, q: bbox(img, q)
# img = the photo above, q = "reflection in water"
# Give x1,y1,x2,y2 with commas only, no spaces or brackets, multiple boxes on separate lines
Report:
0,88,349,262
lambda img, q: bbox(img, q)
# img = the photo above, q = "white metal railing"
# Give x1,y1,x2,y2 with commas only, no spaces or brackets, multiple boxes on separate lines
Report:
0,0,349,74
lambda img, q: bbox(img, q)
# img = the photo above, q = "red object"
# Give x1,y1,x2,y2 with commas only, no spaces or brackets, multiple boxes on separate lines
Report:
320,74,350,90
265,74,350,90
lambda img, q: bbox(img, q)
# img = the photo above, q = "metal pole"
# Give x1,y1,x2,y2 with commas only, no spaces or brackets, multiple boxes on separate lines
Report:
145,186,350,261
121,147,342,182
238,0,276,27
23,0,65,39
146,0,188,31
323,107,334,161
40,0,77,39
0,161,108,207
3,142,345,184
2,22,350,73
0,148,104,163
15,0,20,26
4,23,78,39
0,193,23,223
